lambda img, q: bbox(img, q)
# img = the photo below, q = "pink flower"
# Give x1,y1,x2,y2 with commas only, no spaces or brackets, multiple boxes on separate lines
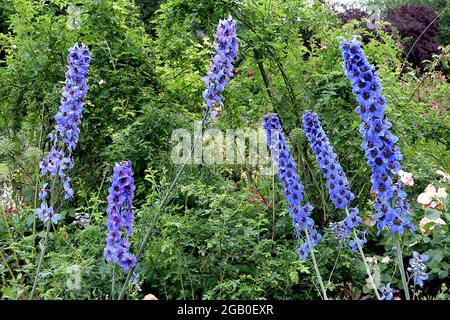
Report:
398,170,414,186
429,102,439,110
247,71,254,77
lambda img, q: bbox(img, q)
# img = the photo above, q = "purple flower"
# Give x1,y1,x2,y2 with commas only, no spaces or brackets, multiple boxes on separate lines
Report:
302,111,355,209
339,39,414,234
34,43,91,224
379,283,398,300
348,228,368,252
407,251,429,288
263,113,321,261
202,16,239,122
104,161,137,271
302,111,364,252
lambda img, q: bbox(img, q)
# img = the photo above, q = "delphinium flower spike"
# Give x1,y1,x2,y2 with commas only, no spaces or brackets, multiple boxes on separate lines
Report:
263,113,327,299
30,43,91,300
339,39,414,235
202,15,240,122
302,111,354,209
339,39,414,300
35,43,91,223
302,110,380,299
104,161,137,271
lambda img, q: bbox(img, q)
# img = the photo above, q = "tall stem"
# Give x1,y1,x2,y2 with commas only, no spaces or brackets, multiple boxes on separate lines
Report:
353,230,381,300
394,236,411,300
271,162,275,242
29,220,51,299
345,207,380,299
30,176,56,300
304,229,328,300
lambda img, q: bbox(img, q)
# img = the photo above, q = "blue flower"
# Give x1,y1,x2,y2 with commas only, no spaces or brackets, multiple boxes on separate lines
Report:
302,111,364,252
407,251,429,288
329,220,350,250
296,242,310,261
339,39,414,234
104,161,137,271
263,113,321,261
379,283,398,300
348,228,368,252
35,43,91,224
302,111,355,209
202,16,239,122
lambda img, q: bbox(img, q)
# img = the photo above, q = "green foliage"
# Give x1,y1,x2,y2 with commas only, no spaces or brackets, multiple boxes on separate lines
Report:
0,0,449,300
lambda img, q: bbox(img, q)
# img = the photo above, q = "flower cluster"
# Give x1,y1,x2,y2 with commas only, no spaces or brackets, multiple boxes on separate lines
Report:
329,207,364,251
0,182,19,215
202,16,239,122
302,111,354,209
263,113,321,261
104,161,137,271
379,283,398,300
407,251,429,287
301,111,365,252
35,43,91,224
339,39,414,234
417,183,448,210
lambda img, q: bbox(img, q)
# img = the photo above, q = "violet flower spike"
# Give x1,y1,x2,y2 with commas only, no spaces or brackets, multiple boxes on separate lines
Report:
104,160,137,271
302,111,365,252
339,39,414,235
202,15,240,122
262,113,321,261
34,43,91,224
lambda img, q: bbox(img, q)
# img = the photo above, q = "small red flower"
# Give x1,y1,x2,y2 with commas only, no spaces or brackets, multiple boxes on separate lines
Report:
247,71,254,77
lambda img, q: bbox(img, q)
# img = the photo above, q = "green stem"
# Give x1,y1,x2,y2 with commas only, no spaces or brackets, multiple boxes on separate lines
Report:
0,249,15,280
394,236,411,300
29,220,51,300
271,163,275,242
304,229,328,300
353,230,381,300
326,250,341,290
345,208,381,300
30,175,57,300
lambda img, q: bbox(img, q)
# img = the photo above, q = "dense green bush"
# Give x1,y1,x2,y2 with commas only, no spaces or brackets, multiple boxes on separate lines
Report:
0,0,448,300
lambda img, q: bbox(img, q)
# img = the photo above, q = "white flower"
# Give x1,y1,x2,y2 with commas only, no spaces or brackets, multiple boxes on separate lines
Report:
99,79,106,85
398,170,414,186
417,184,447,209
381,256,391,264
437,187,448,199
365,256,377,264
417,184,435,205
419,216,446,235
436,170,450,184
